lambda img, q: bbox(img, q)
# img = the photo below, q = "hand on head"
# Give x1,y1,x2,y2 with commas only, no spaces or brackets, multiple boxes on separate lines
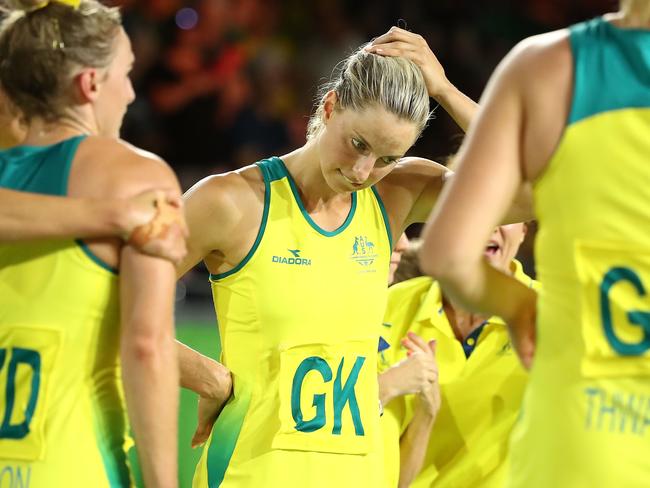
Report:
366,26,450,99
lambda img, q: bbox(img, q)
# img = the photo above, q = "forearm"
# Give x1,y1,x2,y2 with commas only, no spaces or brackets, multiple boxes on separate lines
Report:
177,340,231,400
437,259,536,324
432,81,478,132
0,189,126,241
398,405,436,488
378,371,400,407
122,331,178,488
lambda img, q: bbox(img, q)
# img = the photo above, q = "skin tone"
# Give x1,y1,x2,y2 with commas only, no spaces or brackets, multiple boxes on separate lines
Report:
0,187,188,262
183,26,536,449
419,6,650,369
389,232,410,285
181,27,480,446
366,27,477,132
18,28,181,487
444,224,527,342
381,223,526,486
0,82,188,262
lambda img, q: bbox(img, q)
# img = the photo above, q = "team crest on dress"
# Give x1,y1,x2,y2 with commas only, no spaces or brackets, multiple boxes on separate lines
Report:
350,235,378,268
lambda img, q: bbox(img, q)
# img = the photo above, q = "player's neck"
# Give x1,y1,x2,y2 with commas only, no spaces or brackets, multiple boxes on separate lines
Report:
281,141,351,211
610,3,650,28
443,297,487,342
23,115,95,146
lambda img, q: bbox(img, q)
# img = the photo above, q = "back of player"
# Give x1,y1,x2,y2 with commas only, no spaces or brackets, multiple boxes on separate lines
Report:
0,137,130,486
509,17,650,487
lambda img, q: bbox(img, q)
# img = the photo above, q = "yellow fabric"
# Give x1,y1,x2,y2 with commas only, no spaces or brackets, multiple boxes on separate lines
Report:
30,0,81,11
379,261,536,488
194,158,391,487
514,106,650,486
0,240,129,487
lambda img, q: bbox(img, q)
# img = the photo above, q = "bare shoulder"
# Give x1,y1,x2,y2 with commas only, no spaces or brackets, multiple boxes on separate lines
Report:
179,163,266,273
184,163,265,221
502,29,572,85
506,29,573,180
70,136,181,199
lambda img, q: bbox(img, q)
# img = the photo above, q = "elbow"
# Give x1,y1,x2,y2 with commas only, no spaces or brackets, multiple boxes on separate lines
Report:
419,245,461,281
418,245,478,288
121,330,174,366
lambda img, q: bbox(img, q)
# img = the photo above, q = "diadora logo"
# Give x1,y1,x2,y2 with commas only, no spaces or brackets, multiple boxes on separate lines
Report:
272,248,312,266
350,235,378,268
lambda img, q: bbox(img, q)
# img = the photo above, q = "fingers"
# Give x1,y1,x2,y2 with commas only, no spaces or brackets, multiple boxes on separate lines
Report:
162,189,183,209
132,221,188,264
401,334,425,355
405,331,434,354
369,26,422,47
191,426,210,449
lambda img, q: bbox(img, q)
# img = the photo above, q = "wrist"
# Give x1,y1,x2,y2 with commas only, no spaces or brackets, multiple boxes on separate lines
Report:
429,79,455,103
414,401,438,422
378,370,401,406
107,198,132,240
205,360,232,401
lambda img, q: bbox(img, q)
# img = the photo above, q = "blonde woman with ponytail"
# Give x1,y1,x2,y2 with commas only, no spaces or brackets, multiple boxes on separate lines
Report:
0,1,186,486
176,26,494,488
421,1,650,486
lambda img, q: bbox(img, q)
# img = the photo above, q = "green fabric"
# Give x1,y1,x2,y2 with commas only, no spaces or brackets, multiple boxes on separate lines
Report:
569,17,650,125
0,136,85,195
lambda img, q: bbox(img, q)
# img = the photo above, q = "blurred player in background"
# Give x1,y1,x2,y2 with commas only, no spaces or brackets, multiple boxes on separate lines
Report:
379,224,536,487
421,0,650,486
0,1,183,485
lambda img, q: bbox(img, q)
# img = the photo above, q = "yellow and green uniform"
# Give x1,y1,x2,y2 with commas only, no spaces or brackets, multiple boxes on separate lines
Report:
0,137,132,486
507,17,650,488
193,157,392,487
378,261,536,488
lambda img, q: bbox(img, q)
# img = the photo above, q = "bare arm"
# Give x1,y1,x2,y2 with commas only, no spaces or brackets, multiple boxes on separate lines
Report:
174,172,261,446
0,188,188,262
0,188,127,241
177,340,232,400
397,335,440,488
367,26,478,131
418,37,553,367
120,246,178,488
398,403,437,488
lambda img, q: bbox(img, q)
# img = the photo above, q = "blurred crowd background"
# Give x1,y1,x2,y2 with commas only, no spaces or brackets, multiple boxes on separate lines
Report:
109,0,612,308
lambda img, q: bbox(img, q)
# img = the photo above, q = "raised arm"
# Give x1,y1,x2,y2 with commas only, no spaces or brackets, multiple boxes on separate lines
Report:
367,26,478,131
417,33,570,366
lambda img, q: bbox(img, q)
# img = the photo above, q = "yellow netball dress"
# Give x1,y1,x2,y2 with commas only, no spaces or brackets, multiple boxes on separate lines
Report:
507,17,650,488
0,136,131,487
193,157,392,487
